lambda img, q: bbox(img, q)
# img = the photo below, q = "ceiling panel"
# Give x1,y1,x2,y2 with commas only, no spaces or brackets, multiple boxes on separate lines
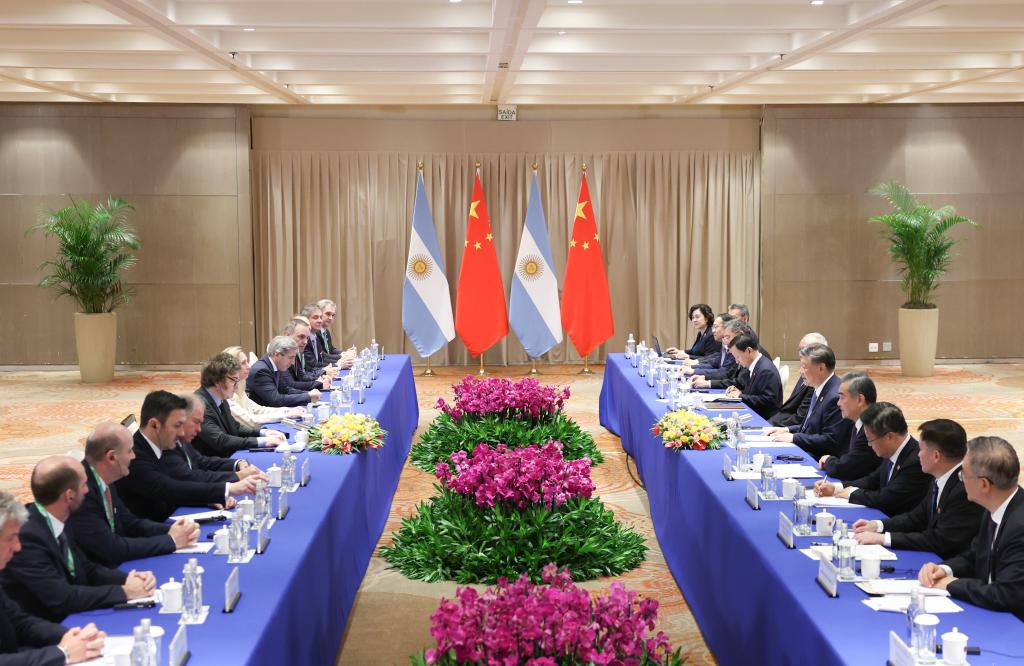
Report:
0,0,1021,105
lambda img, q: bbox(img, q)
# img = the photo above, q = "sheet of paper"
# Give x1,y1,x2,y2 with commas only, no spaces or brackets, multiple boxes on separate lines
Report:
856,580,950,597
743,441,802,449
862,595,963,614
175,541,215,554
173,509,232,522
812,496,866,509
800,544,898,561
730,465,821,480
79,635,135,665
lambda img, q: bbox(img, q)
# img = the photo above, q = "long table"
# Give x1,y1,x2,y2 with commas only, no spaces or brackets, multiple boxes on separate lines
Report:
66,354,419,665
599,353,1023,665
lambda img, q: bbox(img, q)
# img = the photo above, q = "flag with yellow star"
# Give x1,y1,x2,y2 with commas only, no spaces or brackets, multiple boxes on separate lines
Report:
455,172,508,356
560,171,613,357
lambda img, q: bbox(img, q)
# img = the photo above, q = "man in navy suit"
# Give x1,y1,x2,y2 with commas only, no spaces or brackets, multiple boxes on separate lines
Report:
246,336,320,408
818,371,883,481
0,490,107,664
194,352,285,456
318,298,357,368
0,457,155,622
854,419,983,558
766,343,847,458
284,318,333,390
814,402,931,516
723,333,783,420
919,437,1024,619
68,422,198,567
768,332,827,428
171,394,267,483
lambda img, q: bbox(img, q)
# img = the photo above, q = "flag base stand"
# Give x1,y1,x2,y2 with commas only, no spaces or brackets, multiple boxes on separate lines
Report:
421,357,436,377
528,358,540,375
477,356,486,376
578,357,593,375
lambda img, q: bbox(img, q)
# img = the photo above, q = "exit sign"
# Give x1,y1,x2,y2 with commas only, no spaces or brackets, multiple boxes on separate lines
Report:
497,105,517,121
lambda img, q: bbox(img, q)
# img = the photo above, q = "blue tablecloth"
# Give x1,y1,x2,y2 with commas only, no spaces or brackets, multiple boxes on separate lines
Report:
65,354,419,665
599,353,1023,665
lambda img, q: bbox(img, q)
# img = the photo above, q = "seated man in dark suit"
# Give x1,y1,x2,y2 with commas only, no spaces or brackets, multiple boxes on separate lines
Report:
116,391,258,522
193,353,285,457
317,298,357,368
68,423,198,567
768,332,827,428
0,491,107,665
692,319,759,390
300,302,340,366
723,333,782,420
854,419,983,558
727,302,750,323
172,394,267,484
813,402,932,516
818,371,883,481
766,343,848,459
246,336,321,408
283,318,334,390
919,436,1024,619
0,457,154,622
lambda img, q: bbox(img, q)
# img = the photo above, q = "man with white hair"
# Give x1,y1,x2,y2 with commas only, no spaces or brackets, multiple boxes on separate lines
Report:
769,332,828,427
247,335,320,408
0,490,107,664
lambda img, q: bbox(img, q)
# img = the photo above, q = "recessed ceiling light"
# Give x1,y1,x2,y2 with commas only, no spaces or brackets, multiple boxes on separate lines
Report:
809,0,824,4
449,0,463,3
243,27,255,31
568,0,583,4
558,30,566,35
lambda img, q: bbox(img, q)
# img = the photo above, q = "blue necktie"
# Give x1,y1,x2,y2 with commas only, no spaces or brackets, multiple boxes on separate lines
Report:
801,393,818,432
883,458,894,485
927,481,938,521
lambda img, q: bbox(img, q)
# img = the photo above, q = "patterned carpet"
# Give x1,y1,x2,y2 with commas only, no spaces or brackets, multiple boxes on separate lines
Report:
1,362,1022,665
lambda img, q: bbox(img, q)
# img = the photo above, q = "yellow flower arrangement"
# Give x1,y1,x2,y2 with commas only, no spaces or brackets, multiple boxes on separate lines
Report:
309,412,387,455
651,409,725,451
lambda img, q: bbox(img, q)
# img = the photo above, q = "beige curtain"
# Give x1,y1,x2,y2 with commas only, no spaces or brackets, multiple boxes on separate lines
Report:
251,150,759,365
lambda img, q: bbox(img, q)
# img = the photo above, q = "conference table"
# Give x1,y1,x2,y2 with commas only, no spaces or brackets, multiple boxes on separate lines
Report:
66,354,419,665
599,353,1023,665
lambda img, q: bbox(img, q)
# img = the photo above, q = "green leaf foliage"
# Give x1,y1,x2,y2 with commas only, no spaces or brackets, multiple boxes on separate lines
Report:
29,196,141,314
410,412,603,473
868,181,978,308
380,488,645,584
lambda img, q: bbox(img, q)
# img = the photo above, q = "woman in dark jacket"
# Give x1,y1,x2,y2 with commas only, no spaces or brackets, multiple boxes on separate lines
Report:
685,303,719,358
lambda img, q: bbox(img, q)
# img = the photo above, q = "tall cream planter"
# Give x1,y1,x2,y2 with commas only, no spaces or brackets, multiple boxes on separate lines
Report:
74,312,118,383
898,307,939,378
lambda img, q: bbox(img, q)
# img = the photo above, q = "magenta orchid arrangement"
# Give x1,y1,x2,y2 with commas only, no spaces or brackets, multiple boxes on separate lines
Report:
435,376,571,422
419,564,681,666
435,442,595,510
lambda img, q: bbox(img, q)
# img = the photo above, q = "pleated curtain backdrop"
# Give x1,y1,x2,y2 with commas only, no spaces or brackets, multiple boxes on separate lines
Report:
251,150,760,366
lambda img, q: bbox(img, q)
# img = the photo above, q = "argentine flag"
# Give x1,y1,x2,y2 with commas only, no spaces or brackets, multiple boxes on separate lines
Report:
402,172,455,357
509,173,562,358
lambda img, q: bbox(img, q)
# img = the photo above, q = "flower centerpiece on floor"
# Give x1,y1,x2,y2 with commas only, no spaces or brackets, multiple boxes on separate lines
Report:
411,564,685,666
652,409,725,451
381,442,644,584
411,376,603,471
308,413,386,455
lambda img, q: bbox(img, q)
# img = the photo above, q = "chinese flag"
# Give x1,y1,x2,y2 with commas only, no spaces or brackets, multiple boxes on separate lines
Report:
455,172,509,357
560,172,613,357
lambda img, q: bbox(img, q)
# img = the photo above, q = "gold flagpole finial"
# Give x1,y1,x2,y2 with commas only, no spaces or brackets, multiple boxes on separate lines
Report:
531,162,539,171
475,160,481,169
582,163,588,173
417,161,424,171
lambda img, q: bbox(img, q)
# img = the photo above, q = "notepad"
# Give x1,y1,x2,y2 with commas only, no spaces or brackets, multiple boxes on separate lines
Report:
856,580,950,597
812,496,866,509
862,595,963,614
79,636,135,665
175,542,215,554
800,544,898,561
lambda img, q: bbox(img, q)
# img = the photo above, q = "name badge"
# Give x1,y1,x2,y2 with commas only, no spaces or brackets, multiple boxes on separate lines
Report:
888,631,915,666
777,511,795,549
300,457,311,487
169,625,190,666
277,486,289,520
223,567,241,613
815,551,839,598
256,516,271,554
745,480,760,510
722,452,733,481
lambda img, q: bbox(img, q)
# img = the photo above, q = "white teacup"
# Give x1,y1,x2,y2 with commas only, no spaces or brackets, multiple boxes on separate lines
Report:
782,478,801,499
860,555,881,580
941,627,968,665
237,498,254,522
213,527,230,555
815,511,836,536
160,579,182,613
267,465,282,488
295,430,309,446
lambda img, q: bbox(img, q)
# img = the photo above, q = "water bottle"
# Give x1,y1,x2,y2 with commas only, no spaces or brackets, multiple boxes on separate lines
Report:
281,450,295,490
181,561,197,623
130,626,149,666
838,536,857,581
760,456,777,499
253,479,270,523
227,515,246,562
907,587,924,641
187,557,203,618
736,437,750,472
370,338,379,358
304,402,314,424
625,333,636,358
356,382,366,404
139,618,158,666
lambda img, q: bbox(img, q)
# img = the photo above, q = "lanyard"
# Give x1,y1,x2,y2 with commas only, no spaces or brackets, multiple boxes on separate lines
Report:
34,503,75,577
87,465,115,531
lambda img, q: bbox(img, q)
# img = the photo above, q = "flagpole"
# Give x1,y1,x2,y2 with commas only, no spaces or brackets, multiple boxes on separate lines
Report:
422,356,435,377
529,357,539,375
478,355,486,375
579,355,592,375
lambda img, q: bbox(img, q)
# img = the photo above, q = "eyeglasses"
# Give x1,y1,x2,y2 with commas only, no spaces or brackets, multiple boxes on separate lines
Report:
226,376,240,385
864,432,890,445
958,469,991,483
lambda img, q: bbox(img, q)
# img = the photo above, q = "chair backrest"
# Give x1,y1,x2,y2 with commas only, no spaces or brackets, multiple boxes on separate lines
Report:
120,413,139,434
773,356,781,369
249,351,259,366
780,364,791,385
65,449,85,461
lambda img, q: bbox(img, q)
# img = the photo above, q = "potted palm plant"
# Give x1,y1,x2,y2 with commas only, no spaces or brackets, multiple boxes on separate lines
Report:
30,196,141,382
868,182,978,377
